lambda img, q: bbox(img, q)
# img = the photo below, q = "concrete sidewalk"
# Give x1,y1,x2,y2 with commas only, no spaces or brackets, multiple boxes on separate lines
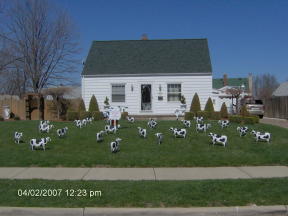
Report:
1,166,288,180
260,117,288,129
0,206,287,216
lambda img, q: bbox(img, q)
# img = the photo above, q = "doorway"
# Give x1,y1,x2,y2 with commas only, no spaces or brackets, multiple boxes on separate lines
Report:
141,84,152,111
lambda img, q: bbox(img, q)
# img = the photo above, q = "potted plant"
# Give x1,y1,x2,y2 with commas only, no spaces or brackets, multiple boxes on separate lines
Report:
180,94,187,109
104,96,110,109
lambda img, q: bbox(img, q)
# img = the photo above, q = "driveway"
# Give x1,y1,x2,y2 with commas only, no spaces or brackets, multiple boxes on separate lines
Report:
260,117,288,129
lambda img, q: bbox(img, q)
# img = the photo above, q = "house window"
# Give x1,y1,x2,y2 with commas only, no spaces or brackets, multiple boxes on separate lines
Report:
111,84,125,102
167,84,181,101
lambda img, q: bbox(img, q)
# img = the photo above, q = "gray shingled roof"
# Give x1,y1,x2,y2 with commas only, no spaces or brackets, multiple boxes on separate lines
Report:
272,82,288,96
82,39,212,76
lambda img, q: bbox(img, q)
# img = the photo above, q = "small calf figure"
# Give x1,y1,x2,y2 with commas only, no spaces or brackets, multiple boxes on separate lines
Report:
14,132,23,144
251,130,271,143
196,123,211,133
127,116,135,123
208,133,227,147
57,127,68,137
105,125,118,134
181,120,191,128
155,133,163,145
194,116,204,124
138,127,147,138
169,127,187,138
218,120,230,129
237,126,249,137
147,119,157,129
96,131,105,142
74,120,83,128
110,138,121,153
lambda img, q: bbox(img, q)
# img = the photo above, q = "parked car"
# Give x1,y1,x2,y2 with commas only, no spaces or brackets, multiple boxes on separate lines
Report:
245,99,264,118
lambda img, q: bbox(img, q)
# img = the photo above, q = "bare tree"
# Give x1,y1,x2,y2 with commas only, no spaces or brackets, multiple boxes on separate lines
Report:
43,87,71,120
1,0,79,94
226,88,243,114
253,73,279,101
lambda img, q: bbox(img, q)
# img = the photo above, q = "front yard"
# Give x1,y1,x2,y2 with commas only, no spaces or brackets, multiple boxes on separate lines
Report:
0,120,287,167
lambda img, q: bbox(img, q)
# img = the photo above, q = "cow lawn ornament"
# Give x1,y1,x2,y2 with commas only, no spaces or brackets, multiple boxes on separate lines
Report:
208,133,227,147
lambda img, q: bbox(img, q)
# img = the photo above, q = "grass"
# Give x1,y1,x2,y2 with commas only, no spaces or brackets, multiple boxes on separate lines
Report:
0,178,287,207
0,120,287,167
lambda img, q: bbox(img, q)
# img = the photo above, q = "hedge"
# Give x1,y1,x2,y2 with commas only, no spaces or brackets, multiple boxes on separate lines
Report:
91,111,102,121
184,112,195,120
79,111,91,119
190,93,201,113
220,102,229,119
197,111,221,120
66,111,79,121
229,115,259,124
14,116,20,121
89,95,99,112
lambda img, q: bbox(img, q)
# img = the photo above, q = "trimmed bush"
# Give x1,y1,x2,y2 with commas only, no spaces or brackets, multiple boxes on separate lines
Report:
79,111,91,119
184,112,195,120
91,111,102,121
121,112,128,120
66,111,79,121
220,102,229,119
190,93,201,114
78,99,86,113
229,115,242,123
204,97,214,113
210,111,221,120
14,116,20,121
197,111,209,119
89,95,99,112
240,105,250,117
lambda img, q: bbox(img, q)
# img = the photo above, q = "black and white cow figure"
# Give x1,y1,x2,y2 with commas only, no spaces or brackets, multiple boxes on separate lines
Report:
105,125,118,134
110,138,121,153
126,116,135,123
155,133,163,145
251,130,271,143
74,120,82,128
218,120,230,129
39,124,54,133
57,127,68,137
196,123,211,133
138,127,147,138
96,131,105,142
169,127,187,138
208,133,227,147
14,132,23,144
181,120,191,128
30,137,51,151
194,116,204,124
237,126,249,137
147,118,157,129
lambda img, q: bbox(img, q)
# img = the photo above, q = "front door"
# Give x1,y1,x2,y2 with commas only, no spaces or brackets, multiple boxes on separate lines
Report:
141,84,152,111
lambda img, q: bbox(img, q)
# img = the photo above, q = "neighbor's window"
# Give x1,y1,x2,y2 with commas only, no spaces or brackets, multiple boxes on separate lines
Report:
111,84,125,102
167,84,181,101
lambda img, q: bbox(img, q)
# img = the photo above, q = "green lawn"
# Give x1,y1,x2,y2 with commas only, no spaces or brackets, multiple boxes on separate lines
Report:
0,178,287,207
0,120,287,167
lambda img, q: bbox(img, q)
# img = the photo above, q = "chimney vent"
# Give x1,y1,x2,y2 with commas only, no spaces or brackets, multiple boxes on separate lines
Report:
141,34,148,40
223,74,228,86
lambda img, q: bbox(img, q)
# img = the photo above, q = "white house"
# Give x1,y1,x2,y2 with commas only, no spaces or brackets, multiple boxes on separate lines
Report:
81,39,213,115
212,74,252,113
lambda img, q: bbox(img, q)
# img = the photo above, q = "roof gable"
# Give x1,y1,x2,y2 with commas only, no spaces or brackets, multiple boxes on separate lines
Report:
213,78,249,90
272,82,288,96
82,39,212,76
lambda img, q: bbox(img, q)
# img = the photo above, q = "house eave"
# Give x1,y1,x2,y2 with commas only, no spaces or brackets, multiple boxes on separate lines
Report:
81,72,212,78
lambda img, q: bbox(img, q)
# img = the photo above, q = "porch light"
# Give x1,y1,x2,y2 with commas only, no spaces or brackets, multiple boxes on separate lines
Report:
131,84,134,92
159,84,162,92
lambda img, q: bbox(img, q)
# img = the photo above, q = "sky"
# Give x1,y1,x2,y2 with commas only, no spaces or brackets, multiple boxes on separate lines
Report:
55,0,288,83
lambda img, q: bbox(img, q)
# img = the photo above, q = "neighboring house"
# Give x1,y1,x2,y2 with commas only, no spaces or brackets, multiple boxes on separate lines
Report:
212,74,252,113
81,39,213,115
272,82,288,97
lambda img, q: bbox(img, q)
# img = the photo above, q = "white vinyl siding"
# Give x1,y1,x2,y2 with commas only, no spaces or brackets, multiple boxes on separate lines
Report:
167,84,181,102
82,75,212,115
111,84,125,102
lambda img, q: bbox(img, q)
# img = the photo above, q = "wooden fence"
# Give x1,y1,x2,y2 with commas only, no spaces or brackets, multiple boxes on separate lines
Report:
265,96,288,119
0,95,80,120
